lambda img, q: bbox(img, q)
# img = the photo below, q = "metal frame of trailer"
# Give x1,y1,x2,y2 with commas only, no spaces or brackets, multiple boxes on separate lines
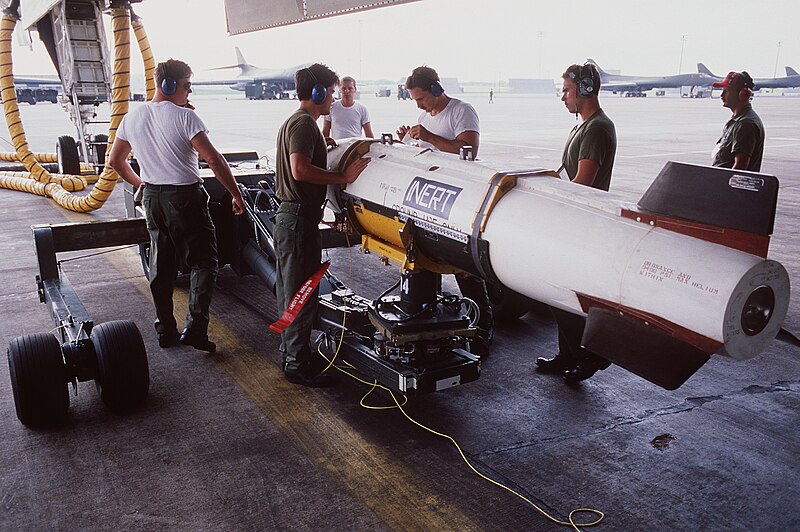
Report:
7,218,151,426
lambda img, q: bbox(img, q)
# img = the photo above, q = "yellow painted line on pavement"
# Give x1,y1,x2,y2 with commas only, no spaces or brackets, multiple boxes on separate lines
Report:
55,205,478,530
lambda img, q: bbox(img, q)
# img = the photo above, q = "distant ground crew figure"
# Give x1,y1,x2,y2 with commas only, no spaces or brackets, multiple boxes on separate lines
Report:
711,71,764,172
274,63,369,387
323,76,374,140
395,65,493,358
489,88,494,104
536,62,616,384
109,59,245,353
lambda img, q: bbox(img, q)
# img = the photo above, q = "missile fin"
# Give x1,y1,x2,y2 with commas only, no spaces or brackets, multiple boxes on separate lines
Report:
582,307,710,390
637,162,778,247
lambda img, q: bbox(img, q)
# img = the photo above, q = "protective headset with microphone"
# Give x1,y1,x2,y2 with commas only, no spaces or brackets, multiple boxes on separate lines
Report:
737,71,754,102
161,77,177,96
158,62,177,95
570,63,598,98
303,67,327,105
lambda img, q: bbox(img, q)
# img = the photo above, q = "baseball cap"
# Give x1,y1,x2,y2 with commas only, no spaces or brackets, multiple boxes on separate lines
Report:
712,71,755,90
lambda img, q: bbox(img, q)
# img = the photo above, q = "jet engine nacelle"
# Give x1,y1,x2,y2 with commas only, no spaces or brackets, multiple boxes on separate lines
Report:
327,139,790,390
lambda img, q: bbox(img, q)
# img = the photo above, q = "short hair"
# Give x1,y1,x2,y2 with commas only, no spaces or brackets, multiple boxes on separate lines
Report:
562,63,601,95
295,63,339,101
405,66,439,92
341,76,356,88
155,59,192,88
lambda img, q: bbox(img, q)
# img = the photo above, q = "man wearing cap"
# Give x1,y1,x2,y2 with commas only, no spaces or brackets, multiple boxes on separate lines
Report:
712,71,764,172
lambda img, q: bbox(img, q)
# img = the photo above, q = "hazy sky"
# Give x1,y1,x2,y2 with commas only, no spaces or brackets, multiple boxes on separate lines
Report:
10,0,800,83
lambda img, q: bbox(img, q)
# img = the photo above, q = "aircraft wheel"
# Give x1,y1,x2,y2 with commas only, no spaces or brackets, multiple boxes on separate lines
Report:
7,333,69,427
56,135,81,175
487,284,529,321
93,320,150,411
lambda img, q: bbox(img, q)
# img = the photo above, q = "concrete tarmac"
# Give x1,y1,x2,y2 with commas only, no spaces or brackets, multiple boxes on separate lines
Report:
1,93,798,530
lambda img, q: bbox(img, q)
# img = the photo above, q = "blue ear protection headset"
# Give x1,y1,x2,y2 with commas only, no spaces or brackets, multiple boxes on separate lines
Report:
304,68,327,105
430,80,444,97
161,77,177,96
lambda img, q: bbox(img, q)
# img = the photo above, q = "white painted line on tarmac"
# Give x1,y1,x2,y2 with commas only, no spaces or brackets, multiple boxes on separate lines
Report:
482,141,559,151
618,150,711,159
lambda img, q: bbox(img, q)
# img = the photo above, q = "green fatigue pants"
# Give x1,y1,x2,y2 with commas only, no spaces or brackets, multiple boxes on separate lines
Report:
273,202,322,373
142,184,218,337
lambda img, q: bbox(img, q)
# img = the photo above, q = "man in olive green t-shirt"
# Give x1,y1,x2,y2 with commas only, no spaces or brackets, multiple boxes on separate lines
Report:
711,70,764,172
274,63,369,387
536,63,616,384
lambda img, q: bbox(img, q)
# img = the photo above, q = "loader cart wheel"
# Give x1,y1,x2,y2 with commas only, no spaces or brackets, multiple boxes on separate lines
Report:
92,320,150,411
7,333,69,427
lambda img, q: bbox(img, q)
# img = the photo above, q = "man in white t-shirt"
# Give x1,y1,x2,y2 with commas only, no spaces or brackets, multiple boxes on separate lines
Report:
110,59,245,353
396,66,480,155
395,66,491,357
323,76,374,140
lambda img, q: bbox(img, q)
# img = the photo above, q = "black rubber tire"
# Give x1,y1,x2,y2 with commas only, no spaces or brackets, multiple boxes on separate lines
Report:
56,135,81,175
92,320,150,411
94,134,108,166
7,333,69,427
487,284,530,321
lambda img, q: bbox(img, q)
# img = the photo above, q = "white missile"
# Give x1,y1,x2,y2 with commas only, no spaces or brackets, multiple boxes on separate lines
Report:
326,139,790,389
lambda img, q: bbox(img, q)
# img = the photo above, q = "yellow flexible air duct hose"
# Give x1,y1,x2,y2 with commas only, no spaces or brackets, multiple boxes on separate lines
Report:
131,13,156,101
0,16,86,192
0,151,57,163
0,10,132,212
0,152,93,174
46,8,131,212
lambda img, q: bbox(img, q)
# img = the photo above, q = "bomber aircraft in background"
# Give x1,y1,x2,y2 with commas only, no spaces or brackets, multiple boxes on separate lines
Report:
697,63,800,90
193,47,309,100
586,58,716,97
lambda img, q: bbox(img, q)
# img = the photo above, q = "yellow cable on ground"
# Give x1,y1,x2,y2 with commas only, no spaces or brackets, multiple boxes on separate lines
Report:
313,237,604,529
0,16,86,192
131,11,155,101
0,151,57,163
0,10,132,211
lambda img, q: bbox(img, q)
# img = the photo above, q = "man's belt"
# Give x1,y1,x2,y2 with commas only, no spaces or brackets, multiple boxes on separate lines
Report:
277,200,323,219
143,182,201,192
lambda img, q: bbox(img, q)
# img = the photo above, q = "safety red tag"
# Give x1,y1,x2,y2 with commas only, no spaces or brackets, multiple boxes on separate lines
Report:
268,261,330,334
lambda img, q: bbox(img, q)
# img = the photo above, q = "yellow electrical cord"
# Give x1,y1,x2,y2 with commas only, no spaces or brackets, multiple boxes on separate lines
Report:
312,231,604,529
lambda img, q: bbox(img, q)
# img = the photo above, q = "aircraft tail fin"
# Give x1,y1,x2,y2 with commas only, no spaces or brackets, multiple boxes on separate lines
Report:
697,63,716,77
786,66,799,77
585,58,606,76
206,47,255,76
